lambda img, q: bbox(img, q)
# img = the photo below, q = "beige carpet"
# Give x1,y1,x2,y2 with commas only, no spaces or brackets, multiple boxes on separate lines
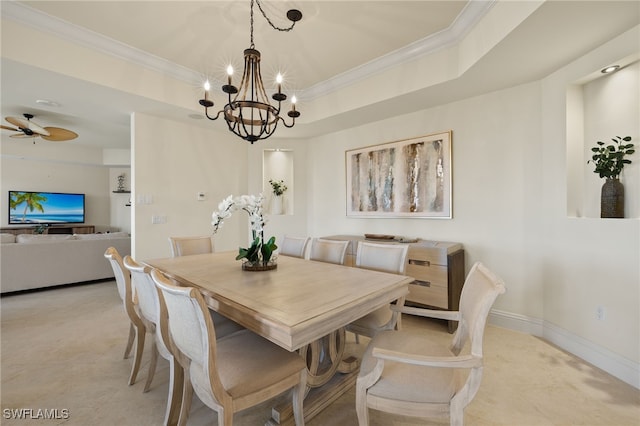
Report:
1,281,638,425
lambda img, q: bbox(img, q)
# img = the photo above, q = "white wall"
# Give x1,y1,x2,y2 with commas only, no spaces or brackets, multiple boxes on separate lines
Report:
306,81,545,320
131,113,249,260
305,28,639,386
539,27,639,379
0,142,111,229
108,167,132,234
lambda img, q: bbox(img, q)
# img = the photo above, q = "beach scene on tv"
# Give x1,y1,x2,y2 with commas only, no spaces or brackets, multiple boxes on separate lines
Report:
9,191,85,224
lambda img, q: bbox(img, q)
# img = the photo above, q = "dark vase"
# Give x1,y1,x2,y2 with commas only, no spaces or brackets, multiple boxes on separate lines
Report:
601,178,624,218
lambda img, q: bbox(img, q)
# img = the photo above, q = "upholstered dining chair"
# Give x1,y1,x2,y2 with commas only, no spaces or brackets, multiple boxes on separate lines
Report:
308,238,350,265
168,235,215,257
104,247,146,386
151,269,307,426
168,235,244,339
346,242,409,342
279,235,310,259
355,261,506,426
123,256,181,426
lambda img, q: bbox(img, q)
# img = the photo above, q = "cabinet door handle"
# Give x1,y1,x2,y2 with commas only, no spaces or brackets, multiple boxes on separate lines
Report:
413,280,431,287
408,259,431,267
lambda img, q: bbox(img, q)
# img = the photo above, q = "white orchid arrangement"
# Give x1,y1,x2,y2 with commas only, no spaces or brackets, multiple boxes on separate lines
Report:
211,194,277,265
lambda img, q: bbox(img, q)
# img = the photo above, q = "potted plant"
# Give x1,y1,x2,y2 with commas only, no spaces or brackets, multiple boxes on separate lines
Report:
211,194,278,270
269,179,287,215
588,135,634,218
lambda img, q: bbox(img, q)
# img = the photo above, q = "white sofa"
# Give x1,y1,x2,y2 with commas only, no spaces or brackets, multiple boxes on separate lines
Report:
0,232,131,294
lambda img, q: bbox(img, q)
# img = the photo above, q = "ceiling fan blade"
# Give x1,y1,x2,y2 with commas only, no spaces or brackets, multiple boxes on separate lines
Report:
1,124,19,132
10,133,39,139
41,127,78,142
6,116,50,136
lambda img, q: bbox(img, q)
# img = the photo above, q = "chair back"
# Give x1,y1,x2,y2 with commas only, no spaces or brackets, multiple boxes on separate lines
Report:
355,241,408,274
104,247,137,316
452,262,506,357
309,238,349,265
168,236,214,257
279,236,310,258
123,256,159,325
151,269,216,375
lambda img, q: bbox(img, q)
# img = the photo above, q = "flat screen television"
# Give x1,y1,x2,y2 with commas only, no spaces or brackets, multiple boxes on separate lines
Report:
8,191,85,225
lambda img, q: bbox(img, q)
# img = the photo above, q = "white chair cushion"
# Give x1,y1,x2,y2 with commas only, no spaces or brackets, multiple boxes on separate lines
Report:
350,307,392,330
189,329,305,406
360,330,465,403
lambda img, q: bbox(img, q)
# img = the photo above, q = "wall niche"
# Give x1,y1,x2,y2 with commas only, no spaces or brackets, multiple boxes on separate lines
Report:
566,59,639,219
263,149,294,215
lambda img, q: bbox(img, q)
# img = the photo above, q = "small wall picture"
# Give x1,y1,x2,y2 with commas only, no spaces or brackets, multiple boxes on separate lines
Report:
345,131,452,218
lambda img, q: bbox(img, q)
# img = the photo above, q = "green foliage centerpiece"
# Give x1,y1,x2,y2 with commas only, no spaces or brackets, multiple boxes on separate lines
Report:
588,135,635,218
212,194,278,270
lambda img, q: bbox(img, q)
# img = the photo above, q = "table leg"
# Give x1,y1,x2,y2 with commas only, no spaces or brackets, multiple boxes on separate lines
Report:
267,328,361,425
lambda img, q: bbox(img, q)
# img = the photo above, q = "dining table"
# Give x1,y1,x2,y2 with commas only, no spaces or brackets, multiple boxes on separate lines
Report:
144,251,412,425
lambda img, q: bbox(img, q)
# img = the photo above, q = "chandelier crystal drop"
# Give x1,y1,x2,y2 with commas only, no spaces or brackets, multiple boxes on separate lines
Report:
199,0,302,144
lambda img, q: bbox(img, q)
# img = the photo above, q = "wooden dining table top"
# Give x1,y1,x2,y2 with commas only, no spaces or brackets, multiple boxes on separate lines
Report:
143,251,412,351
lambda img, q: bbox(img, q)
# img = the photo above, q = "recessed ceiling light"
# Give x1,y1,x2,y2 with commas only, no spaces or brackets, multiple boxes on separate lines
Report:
36,99,60,107
601,65,620,74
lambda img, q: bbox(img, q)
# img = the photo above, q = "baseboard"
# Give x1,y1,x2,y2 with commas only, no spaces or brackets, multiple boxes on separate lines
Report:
489,309,640,389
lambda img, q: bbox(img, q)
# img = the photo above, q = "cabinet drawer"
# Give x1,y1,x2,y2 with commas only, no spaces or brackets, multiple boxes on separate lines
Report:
407,280,448,309
406,263,447,284
405,263,448,308
408,246,450,266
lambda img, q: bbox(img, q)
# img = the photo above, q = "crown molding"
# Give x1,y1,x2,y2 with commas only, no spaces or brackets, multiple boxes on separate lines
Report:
300,0,495,100
1,1,202,85
2,0,494,100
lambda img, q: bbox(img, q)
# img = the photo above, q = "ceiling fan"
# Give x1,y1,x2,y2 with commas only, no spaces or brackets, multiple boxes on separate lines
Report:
1,113,78,141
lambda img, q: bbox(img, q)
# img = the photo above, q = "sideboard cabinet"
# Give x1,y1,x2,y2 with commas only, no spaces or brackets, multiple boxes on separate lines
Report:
322,235,465,332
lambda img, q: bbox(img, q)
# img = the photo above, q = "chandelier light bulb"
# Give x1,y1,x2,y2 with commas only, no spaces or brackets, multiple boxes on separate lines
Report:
203,80,211,101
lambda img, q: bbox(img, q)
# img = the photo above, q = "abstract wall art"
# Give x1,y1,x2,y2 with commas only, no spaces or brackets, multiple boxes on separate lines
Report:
345,131,452,218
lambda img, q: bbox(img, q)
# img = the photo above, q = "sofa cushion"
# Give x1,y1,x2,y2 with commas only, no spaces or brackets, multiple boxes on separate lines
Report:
1,233,16,244
74,232,129,240
16,234,77,243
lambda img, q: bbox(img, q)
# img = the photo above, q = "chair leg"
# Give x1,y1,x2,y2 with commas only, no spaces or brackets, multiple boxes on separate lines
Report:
355,358,384,426
177,371,193,426
143,339,159,393
163,356,184,426
292,370,307,426
124,322,135,359
355,382,369,426
218,407,233,426
128,323,146,386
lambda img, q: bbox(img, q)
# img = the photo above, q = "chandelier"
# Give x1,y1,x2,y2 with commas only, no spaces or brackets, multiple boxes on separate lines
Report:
199,0,302,144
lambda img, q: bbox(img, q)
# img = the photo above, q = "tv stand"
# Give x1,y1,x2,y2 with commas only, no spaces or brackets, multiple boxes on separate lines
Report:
1,225,95,235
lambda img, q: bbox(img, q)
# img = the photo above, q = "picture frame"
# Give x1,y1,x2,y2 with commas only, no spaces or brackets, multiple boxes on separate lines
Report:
345,131,452,218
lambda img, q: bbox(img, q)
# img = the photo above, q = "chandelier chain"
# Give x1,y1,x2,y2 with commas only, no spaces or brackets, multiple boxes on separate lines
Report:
255,0,297,32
